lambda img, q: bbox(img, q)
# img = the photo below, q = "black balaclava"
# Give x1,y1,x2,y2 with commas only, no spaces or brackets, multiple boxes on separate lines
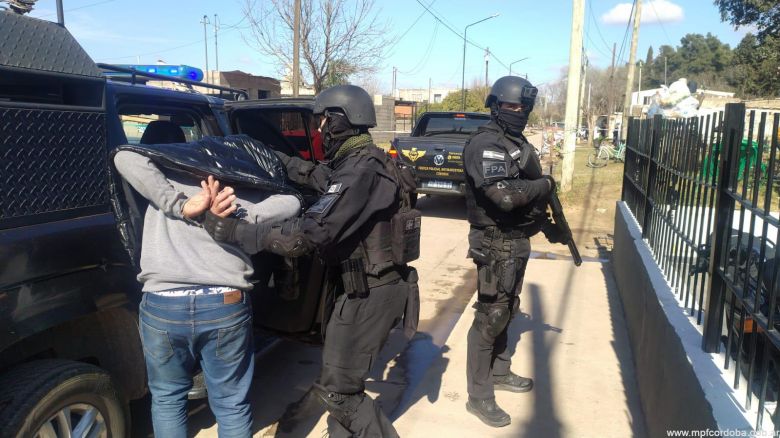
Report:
492,103,532,137
321,111,359,159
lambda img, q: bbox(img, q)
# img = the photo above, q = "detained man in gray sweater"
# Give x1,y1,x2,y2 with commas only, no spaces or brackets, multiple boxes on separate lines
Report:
114,150,301,438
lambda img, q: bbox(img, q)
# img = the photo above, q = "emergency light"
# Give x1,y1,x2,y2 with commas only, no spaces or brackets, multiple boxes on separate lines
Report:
105,65,204,81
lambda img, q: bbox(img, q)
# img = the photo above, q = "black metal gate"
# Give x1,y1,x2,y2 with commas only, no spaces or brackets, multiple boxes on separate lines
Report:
622,103,780,429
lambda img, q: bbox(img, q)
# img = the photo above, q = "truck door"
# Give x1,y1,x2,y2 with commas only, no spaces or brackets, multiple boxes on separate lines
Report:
224,101,330,341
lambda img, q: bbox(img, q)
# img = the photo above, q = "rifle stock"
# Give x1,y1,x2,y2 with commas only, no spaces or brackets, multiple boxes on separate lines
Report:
549,192,582,266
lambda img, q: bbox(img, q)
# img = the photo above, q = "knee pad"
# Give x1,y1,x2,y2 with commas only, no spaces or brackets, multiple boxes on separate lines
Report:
484,305,511,340
474,305,510,342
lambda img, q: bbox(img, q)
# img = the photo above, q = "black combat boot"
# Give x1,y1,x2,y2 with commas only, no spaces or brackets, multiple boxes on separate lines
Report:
465,396,511,428
493,372,533,393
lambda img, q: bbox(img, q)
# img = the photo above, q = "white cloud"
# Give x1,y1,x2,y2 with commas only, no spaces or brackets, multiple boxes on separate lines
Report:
602,0,684,25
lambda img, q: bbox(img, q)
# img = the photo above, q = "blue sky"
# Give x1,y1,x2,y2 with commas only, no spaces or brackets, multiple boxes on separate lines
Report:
26,0,751,92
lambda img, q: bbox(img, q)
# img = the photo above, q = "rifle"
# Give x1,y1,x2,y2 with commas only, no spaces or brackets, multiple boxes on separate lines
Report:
548,192,582,266
507,136,582,266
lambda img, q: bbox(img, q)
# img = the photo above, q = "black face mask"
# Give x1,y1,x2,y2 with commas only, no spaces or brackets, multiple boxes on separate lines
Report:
321,112,355,159
496,108,530,136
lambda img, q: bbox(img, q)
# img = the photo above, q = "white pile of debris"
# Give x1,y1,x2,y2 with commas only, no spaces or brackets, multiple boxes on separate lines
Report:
647,78,701,118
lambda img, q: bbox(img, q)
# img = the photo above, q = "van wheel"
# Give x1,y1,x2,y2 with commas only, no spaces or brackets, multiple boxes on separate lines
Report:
410,192,418,209
0,359,128,438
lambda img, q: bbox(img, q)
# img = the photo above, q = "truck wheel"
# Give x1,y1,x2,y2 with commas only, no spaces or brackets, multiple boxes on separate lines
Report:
0,359,127,438
410,192,418,208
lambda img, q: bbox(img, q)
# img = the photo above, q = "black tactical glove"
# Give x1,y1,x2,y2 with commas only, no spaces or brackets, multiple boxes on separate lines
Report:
541,220,570,244
262,218,313,258
202,211,311,257
542,175,556,195
202,211,240,242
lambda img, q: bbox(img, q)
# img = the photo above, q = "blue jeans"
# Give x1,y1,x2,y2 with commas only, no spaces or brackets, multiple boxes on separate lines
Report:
139,290,254,438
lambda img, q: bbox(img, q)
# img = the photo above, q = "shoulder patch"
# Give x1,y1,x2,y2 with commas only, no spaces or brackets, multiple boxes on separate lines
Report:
306,193,340,216
326,182,343,194
483,161,508,179
483,150,505,160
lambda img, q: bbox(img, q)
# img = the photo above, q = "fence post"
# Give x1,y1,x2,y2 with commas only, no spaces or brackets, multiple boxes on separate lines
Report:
641,115,662,238
702,103,745,353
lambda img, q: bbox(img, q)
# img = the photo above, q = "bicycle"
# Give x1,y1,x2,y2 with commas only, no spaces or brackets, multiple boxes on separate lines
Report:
587,141,626,168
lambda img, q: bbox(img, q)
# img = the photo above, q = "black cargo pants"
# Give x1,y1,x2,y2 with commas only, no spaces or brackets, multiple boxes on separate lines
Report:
467,230,531,400
317,274,414,438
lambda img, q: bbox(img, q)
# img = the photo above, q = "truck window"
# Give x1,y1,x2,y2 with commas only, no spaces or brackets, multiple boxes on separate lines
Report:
418,115,490,136
233,109,322,161
119,112,203,144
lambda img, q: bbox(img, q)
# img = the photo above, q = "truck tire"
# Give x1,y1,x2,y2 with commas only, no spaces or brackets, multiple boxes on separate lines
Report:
0,359,127,438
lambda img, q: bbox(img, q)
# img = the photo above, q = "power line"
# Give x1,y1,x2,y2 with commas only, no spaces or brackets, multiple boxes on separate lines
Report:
98,24,243,62
413,0,510,74
386,0,436,55
399,21,439,75
588,1,613,54
34,0,117,18
648,0,674,47
616,0,636,66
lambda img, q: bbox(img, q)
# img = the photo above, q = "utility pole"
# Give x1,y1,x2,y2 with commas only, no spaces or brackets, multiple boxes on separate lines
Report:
200,15,210,83
561,0,585,192
213,14,219,85
427,77,432,112
638,61,643,93
484,48,490,88
578,52,588,134
621,0,642,143
608,42,616,117
292,0,301,97
392,67,397,98
664,55,668,86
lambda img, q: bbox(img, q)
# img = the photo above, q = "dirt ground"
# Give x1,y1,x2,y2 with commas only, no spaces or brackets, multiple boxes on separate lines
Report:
542,141,624,261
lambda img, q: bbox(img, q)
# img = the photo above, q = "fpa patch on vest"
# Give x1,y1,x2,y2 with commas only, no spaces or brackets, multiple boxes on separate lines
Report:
483,161,508,178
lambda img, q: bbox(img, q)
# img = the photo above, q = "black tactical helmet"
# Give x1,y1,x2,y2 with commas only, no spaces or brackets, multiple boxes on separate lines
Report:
485,76,538,110
313,85,377,128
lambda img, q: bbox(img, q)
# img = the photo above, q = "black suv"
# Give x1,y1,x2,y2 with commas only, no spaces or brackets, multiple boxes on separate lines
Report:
0,11,331,437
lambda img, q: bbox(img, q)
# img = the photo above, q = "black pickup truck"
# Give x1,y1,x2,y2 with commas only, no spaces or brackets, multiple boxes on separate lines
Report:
389,111,491,204
0,10,338,437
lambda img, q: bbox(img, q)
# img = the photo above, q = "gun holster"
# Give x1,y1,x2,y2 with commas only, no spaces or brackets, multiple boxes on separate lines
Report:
340,257,370,298
468,248,494,283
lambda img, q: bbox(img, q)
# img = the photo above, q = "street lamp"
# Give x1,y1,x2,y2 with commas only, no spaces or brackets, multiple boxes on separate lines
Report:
461,13,499,110
509,57,529,76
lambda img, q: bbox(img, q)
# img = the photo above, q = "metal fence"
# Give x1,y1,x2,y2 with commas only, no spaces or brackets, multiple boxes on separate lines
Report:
622,103,780,430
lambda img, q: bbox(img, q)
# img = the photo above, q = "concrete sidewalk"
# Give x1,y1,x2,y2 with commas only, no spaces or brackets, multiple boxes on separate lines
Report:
393,258,647,438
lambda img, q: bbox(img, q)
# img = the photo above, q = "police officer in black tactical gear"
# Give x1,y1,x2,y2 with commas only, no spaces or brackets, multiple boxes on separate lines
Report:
462,75,560,428
203,84,420,438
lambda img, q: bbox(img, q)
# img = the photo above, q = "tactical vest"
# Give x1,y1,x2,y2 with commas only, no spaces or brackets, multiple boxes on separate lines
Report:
464,122,543,228
337,145,421,293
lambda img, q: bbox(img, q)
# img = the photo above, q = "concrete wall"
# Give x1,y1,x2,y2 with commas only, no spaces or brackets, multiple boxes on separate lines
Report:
613,202,755,436
371,95,395,144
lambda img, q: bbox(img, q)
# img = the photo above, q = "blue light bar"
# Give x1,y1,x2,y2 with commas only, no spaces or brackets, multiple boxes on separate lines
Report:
105,64,204,82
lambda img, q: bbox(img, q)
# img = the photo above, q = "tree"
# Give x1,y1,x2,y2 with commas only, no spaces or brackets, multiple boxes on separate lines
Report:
642,46,658,90
714,0,780,42
242,0,391,93
729,33,780,98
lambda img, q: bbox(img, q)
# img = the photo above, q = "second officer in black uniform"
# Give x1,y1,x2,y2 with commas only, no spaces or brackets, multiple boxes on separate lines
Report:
204,84,419,438
462,76,558,428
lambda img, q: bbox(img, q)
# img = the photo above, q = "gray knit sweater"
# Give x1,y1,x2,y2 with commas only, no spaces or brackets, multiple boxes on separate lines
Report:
114,150,301,292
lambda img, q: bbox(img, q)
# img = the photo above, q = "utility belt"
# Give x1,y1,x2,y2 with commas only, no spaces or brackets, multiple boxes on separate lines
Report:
482,225,529,240
468,226,531,299
339,257,402,298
